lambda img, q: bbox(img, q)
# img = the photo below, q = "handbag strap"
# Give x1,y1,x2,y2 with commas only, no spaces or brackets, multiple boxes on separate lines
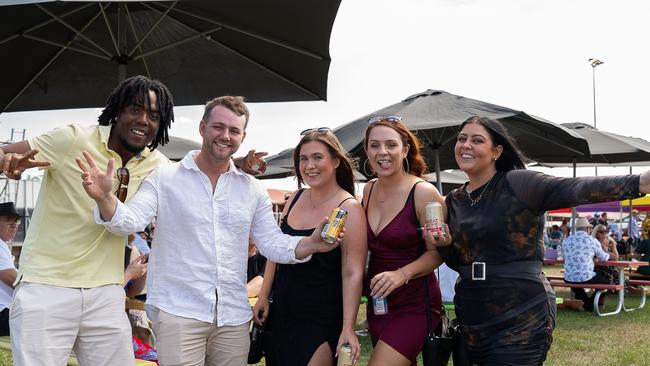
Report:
409,184,438,337
424,277,435,337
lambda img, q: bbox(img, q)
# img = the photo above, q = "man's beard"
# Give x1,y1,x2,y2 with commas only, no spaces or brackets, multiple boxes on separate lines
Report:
119,135,149,154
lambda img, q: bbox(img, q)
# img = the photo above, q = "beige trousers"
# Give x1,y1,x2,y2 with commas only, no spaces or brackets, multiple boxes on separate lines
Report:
10,282,134,366
151,307,249,366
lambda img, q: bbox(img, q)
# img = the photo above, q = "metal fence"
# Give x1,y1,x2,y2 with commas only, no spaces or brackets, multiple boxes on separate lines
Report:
0,177,41,245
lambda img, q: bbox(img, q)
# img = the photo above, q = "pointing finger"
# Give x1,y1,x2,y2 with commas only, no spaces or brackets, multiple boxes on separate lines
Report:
28,160,52,168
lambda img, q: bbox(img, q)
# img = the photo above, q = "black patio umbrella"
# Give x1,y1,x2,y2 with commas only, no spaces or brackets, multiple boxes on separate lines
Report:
260,89,590,192
0,0,340,113
537,122,650,167
158,135,200,161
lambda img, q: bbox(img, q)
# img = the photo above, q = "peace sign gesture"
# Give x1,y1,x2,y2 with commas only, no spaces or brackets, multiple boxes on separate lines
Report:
75,151,115,202
0,149,51,179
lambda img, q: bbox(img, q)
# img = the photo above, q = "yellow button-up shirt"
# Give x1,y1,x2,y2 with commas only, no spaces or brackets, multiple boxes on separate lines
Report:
19,124,168,288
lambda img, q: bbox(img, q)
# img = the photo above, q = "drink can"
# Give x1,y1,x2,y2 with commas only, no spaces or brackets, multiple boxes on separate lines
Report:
321,207,348,244
425,201,445,236
337,344,353,366
373,296,388,315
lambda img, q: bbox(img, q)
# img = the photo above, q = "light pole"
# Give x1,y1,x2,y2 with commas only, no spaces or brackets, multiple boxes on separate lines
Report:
589,58,604,129
589,58,604,176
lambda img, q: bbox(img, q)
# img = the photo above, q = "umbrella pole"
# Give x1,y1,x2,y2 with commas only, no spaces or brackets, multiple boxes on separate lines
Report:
118,64,126,83
434,149,442,193
571,160,577,235
628,166,633,238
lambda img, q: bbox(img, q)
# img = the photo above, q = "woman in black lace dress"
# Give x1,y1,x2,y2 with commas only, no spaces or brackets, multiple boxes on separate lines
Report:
434,116,650,365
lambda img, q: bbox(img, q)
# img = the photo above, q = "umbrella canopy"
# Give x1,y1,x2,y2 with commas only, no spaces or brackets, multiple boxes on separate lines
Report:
538,122,650,167
0,0,340,113
157,135,200,161
261,89,590,190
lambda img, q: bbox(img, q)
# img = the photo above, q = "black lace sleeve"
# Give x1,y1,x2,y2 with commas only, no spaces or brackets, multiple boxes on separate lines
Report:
506,170,642,213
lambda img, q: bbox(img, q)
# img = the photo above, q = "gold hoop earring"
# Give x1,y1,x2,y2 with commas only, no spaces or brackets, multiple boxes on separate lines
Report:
363,159,375,176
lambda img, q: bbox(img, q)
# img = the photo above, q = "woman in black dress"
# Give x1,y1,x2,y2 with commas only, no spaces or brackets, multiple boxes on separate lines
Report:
434,116,650,365
253,128,367,365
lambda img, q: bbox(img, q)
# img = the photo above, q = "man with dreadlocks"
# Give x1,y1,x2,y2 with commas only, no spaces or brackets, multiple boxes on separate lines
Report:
0,76,266,365
0,75,171,365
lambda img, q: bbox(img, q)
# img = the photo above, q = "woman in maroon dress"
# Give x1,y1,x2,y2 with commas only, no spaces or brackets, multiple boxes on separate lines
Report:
362,116,448,366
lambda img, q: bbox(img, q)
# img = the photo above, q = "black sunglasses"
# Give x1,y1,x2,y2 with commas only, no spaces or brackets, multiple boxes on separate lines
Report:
367,115,402,124
115,167,130,203
300,127,332,136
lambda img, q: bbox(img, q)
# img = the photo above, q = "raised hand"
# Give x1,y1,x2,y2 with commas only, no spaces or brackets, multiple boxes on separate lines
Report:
1,149,51,179
75,151,115,202
239,149,268,175
640,170,650,194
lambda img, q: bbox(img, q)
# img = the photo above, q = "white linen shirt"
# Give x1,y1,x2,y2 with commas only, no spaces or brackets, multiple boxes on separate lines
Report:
562,230,610,283
0,239,15,311
96,151,306,325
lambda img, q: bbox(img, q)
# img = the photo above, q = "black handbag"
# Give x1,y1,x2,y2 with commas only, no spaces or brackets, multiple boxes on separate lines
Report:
449,318,472,366
422,302,454,366
422,275,453,366
248,267,279,365
247,322,264,364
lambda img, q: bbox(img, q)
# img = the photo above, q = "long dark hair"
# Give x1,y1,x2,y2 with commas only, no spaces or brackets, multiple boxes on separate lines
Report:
364,118,428,177
460,116,526,171
293,130,356,196
98,75,174,150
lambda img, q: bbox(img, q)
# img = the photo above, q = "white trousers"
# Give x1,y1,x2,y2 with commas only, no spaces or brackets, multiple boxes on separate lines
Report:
10,282,134,366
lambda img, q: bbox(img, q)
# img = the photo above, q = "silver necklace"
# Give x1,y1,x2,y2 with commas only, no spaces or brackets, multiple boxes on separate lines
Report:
309,189,339,209
466,174,495,207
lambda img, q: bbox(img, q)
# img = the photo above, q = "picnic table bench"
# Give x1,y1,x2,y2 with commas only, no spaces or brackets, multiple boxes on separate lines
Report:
544,260,650,316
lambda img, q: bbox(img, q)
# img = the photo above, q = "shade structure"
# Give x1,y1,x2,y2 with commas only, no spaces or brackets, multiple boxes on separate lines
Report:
157,135,200,161
0,0,340,113
261,89,590,191
537,123,650,167
548,201,622,215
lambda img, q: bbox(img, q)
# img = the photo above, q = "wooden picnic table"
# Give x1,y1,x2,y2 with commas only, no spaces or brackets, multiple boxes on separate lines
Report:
544,259,649,316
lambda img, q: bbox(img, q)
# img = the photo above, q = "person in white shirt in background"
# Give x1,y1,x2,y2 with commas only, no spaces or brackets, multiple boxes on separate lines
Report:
0,202,20,336
76,95,342,366
562,217,615,312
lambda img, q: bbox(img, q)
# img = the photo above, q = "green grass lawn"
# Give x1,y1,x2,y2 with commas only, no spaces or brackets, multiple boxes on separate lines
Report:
2,269,649,365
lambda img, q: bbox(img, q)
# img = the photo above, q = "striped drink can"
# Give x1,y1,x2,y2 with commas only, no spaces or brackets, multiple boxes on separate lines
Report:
321,207,348,244
425,201,445,236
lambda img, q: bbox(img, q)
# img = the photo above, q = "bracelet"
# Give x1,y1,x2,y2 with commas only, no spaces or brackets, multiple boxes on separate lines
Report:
398,267,410,285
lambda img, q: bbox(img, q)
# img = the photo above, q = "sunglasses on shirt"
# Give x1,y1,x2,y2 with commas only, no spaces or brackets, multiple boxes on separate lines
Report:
115,167,130,203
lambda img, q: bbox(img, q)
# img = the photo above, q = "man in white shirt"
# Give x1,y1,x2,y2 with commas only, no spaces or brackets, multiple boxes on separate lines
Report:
77,96,341,366
562,217,614,312
0,202,20,336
